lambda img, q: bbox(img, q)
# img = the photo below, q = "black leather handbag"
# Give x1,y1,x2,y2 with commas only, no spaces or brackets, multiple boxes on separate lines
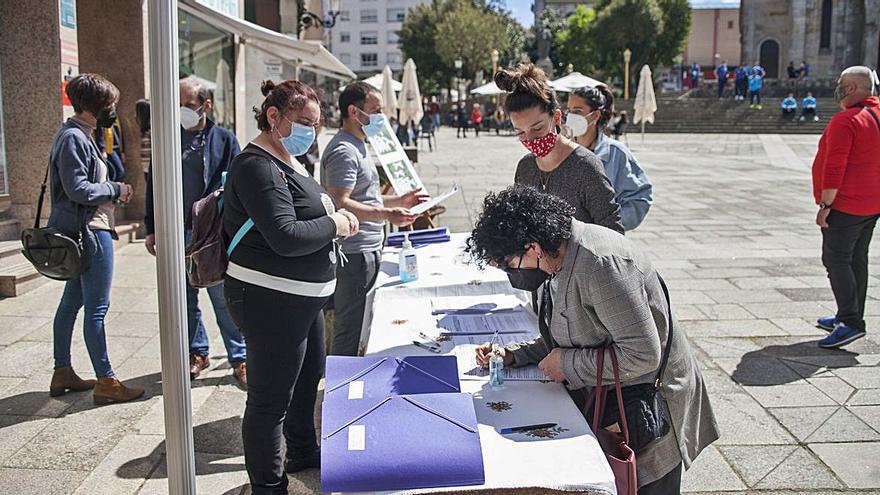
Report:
20,164,84,281
588,275,675,453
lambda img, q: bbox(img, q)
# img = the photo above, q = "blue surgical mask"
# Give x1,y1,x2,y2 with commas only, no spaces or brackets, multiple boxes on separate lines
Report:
358,108,386,137
278,116,316,157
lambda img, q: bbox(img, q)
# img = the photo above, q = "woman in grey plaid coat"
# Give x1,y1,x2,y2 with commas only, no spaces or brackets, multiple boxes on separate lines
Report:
468,185,719,494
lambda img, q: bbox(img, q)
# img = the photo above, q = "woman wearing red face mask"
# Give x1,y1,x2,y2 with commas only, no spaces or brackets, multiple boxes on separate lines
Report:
495,64,623,234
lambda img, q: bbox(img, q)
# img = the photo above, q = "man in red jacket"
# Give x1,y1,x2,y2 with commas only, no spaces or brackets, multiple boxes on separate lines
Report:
812,66,880,348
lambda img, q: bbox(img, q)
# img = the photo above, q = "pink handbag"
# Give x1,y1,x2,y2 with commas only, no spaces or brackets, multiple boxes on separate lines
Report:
586,346,638,495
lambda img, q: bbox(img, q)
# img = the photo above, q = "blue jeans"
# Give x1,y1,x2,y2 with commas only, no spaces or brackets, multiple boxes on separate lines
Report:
184,230,246,365
53,229,114,377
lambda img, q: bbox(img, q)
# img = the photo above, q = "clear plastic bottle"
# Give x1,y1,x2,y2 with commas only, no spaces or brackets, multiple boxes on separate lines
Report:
399,233,419,282
489,346,505,390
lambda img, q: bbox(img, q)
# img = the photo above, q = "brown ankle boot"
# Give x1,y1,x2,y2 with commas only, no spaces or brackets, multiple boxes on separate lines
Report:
93,377,145,405
49,366,97,397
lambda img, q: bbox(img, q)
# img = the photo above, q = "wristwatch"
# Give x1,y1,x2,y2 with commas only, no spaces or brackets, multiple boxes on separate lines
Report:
819,201,832,210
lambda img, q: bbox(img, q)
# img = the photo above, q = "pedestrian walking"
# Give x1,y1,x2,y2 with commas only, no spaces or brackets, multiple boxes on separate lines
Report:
471,103,483,137
690,63,700,90
47,73,143,405
715,60,729,98
144,77,247,386
812,66,880,349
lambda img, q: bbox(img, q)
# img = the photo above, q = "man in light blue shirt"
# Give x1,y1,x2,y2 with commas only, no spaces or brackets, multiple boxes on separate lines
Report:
781,93,798,118
801,92,819,121
749,65,764,109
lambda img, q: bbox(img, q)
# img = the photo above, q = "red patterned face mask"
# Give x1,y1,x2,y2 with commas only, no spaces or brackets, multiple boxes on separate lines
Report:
521,131,558,158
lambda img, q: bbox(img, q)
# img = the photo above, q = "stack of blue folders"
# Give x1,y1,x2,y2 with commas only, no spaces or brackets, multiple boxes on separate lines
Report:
321,355,485,492
385,227,451,247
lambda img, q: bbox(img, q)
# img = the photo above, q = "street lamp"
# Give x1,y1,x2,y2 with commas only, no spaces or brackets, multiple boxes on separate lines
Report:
454,56,463,104
490,49,499,105
623,48,632,101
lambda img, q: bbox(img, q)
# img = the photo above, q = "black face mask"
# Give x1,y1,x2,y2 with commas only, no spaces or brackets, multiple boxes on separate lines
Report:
505,255,550,292
96,107,117,128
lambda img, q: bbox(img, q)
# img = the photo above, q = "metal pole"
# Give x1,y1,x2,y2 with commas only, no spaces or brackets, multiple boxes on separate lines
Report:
148,1,197,493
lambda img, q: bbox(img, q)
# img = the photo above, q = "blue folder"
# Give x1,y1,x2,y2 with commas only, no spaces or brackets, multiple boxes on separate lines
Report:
320,392,485,492
386,227,451,247
323,355,461,421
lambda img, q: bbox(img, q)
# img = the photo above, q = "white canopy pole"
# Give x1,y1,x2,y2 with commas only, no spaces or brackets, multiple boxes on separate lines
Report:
148,1,197,493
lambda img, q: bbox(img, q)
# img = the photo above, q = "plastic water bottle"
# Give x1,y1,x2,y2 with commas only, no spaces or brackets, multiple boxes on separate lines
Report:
399,233,419,283
489,347,505,390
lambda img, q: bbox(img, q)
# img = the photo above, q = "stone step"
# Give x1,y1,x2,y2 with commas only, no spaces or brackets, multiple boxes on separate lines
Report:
0,221,142,298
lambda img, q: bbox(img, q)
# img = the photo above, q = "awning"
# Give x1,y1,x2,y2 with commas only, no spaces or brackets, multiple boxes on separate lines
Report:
179,0,355,81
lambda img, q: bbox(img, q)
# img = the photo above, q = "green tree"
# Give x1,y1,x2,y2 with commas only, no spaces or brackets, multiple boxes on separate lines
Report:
655,0,692,67
399,0,455,93
588,0,664,83
434,0,512,86
555,5,597,75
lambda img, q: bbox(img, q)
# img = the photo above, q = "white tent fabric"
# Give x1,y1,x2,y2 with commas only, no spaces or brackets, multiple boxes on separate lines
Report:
360,72,402,92
178,0,355,80
471,81,506,96
633,64,657,126
549,72,605,92
397,58,423,125
381,65,398,118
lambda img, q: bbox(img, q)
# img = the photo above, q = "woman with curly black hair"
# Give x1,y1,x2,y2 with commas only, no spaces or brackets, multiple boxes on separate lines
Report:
494,64,623,234
467,185,718,495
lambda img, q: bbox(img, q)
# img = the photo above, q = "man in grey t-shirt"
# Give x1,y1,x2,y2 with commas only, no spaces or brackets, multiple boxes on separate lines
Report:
321,82,427,356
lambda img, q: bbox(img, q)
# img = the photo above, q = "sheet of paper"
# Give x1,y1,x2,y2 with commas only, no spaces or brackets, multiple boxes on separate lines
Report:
451,334,548,381
436,311,535,335
431,294,525,315
409,183,460,215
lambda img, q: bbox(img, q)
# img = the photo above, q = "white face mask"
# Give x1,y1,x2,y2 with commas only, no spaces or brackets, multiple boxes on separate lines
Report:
180,105,203,130
565,113,589,137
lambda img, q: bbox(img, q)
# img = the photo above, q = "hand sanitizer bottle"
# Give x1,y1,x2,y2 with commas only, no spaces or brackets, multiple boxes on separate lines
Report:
399,233,419,283
489,346,505,390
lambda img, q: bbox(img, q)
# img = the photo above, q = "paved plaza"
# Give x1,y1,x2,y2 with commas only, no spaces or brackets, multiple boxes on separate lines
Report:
0,128,879,494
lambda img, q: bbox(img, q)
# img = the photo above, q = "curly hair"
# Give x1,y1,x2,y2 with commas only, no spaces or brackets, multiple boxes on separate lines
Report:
465,185,574,268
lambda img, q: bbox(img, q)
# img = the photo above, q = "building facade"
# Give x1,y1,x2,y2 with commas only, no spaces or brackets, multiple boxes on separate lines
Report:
684,2,742,68
741,0,880,79
329,0,429,76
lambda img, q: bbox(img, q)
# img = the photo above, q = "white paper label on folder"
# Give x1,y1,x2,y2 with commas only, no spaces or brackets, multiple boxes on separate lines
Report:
348,425,366,450
348,380,364,400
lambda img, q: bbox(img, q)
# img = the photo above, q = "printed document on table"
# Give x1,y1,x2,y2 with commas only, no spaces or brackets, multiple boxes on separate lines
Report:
431,294,525,315
436,311,536,335
452,334,547,381
409,183,460,215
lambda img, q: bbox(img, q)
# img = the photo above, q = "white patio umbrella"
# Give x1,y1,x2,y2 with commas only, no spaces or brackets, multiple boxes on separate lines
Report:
633,64,657,142
359,72,402,92
397,58,423,125
471,81,506,96
549,72,605,92
380,65,398,118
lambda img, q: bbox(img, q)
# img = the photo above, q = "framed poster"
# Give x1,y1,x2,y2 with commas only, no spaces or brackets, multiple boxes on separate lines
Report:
367,118,424,195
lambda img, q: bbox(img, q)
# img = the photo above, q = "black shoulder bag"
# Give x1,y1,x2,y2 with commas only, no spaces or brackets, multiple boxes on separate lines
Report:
586,274,675,453
20,163,84,281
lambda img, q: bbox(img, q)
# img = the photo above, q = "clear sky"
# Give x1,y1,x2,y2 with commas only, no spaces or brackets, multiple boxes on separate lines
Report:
505,0,534,28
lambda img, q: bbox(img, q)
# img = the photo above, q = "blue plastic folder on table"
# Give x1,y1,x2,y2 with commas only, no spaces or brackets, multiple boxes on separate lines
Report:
321,356,485,492
386,227,451,247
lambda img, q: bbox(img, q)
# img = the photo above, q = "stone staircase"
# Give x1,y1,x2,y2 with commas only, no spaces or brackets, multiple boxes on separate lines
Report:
616,96,838,134
0,222,141,297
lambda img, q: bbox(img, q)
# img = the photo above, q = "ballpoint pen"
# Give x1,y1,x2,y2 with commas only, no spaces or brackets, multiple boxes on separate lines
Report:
411,341,442,353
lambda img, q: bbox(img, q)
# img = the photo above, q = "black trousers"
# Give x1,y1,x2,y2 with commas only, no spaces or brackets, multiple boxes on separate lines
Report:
225,277,327,495
639,462,682,494
822,210,880,332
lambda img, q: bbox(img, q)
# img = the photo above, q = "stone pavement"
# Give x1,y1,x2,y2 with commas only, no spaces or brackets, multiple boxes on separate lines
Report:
0,128,878,494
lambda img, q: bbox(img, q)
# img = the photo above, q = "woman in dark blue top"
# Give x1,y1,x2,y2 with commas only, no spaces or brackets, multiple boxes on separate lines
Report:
48,73,143,405
223,79,357,494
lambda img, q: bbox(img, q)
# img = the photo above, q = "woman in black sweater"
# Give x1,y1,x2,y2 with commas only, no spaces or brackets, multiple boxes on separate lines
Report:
223,80,358,495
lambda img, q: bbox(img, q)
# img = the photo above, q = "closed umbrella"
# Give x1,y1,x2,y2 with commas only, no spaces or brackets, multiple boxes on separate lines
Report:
397,58,423,126
381,65,398,119
633,64,657,142
214,59,233,127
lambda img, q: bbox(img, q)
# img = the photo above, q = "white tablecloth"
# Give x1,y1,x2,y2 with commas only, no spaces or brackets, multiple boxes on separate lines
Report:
355,235,616,494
